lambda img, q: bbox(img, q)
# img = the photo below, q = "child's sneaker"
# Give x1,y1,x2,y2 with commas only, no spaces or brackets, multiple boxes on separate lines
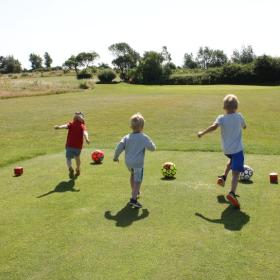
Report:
69,167,74,179
129,199,142,208
226,192,240,208
217,175,226,187
75,169,80,177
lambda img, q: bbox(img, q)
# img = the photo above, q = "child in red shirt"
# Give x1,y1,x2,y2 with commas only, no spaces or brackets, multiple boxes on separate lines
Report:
54,112,90,178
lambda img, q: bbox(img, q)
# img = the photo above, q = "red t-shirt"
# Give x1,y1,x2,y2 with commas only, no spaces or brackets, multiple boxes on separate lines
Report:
66,120,87,149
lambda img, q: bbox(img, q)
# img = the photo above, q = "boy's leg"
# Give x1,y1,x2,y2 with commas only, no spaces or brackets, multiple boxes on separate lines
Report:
66,148,75,178
75,155,81,176
230,171,240,194
66,158,72,169
132,181,142,201
129,168,143,208
217,159,231,187
226,151,244,208
226,171,240,208
130,173,134,192
66,158,74,178
224,159,231,178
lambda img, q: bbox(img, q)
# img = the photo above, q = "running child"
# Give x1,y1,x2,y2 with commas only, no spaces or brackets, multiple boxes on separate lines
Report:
197,94,246,208
113,113,156,208
54,112,90,178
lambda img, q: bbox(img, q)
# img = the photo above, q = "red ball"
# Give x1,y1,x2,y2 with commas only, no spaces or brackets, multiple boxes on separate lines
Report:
91,150,104,163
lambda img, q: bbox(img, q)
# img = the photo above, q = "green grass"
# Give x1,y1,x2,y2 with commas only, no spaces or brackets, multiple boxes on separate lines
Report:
1,82,280,167
1,79,280,279
1,150,280,279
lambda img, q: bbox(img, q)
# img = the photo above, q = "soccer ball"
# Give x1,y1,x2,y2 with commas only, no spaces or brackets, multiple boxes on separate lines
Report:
161,162,177,178
240,165,254,181
91,150,104,164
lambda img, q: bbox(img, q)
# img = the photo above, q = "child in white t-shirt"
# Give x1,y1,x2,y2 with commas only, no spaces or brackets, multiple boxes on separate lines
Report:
197,94,246,208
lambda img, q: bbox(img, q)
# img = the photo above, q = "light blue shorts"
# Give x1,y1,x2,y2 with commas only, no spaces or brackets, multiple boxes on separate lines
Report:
66,147,81,159
226,150,244,172
128,167,144,183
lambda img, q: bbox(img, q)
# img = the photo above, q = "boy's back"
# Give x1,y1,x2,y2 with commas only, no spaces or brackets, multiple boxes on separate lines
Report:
215,112,246,155
116,132,156,168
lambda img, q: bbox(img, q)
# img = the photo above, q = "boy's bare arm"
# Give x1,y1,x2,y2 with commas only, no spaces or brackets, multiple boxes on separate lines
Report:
54,124,68,129
197,123,219,138
83,131,90,144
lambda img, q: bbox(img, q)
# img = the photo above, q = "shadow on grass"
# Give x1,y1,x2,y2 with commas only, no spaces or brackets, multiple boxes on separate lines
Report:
239,179,254,184
90,162,103,165
104,205,149,227
37,179,79,198
195,195,250,231
160,177,176,181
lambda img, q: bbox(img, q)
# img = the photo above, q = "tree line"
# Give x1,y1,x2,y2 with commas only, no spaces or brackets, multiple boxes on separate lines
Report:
1,44,280,84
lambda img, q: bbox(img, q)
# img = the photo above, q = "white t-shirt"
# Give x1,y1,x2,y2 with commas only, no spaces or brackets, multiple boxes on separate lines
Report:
214,113,246,155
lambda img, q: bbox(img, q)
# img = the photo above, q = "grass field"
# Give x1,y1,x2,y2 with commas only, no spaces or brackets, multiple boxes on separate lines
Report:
1,76,280,279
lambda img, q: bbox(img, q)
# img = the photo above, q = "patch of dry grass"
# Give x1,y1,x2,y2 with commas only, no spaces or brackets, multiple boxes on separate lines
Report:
0,74,95,98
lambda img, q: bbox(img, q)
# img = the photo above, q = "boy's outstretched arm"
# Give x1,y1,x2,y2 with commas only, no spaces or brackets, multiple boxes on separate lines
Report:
113,139,125,162
54,124,68,129
83,131,90,144
197,123,219,138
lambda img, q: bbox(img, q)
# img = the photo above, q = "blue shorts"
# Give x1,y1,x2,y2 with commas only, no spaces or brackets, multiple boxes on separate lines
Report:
128,167,144,183
66,147,81,159
226,151,244,172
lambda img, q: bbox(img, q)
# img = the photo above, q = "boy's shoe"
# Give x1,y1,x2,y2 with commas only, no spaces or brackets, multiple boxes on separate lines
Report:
129,199,142,208
217,175,226,187
226,192,240,208
75,169,80,177
69,167,74,179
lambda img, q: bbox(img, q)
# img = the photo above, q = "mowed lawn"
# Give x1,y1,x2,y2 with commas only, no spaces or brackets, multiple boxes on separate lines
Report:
1,81,280,279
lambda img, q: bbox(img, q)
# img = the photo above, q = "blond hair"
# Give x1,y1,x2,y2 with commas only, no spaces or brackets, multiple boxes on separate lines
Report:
74,112,85,122
223,94,239,111
130,113,145,132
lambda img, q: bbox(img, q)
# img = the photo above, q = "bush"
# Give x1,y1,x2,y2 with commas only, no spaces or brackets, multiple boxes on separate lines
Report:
97,69,117,83
21,73,30,77
127,68,143,84
253,55,280,83
77,70,93,79
221,63,255,84
79,80,95,89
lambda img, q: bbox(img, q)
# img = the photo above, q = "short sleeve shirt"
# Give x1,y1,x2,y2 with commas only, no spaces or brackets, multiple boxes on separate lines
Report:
66,120,87,149
214,113,246,155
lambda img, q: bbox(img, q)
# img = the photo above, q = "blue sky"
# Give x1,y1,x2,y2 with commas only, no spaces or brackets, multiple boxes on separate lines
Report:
1,0,279,68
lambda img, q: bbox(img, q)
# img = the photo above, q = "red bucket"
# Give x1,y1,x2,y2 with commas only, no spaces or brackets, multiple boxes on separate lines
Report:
269,172,278,184
14,166,23,176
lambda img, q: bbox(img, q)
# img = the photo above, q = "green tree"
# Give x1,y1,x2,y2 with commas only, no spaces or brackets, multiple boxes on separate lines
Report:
138,51,164,84
44,52,53,68
196,47,228,69
63,55,79,74
183,53,197,69
210,50,228,67
196,47,213,69
161,46,172,63
75,51,99,69
29,53,43,70
109,42,140,81
0,56,22,73
231,45,255,64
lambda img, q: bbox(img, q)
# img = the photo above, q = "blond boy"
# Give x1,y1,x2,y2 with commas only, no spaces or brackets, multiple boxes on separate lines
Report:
114,113,156,208
198,95,246,208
